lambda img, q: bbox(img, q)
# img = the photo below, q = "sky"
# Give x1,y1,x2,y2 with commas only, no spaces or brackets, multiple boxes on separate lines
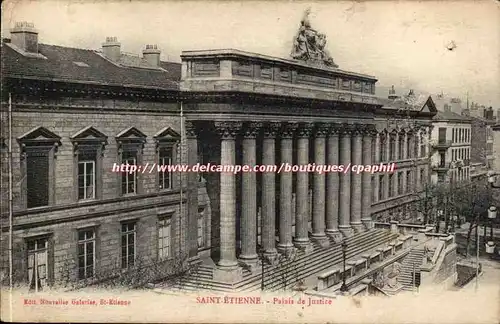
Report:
2,0,499,108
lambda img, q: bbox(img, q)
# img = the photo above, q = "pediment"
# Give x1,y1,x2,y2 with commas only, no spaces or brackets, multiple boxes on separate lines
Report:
116,127,147,141
18,126,61,143
71,126,108,142
154,127,181,141
420,96,437,114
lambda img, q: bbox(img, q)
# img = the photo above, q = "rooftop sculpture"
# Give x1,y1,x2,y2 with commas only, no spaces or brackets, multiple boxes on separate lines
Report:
290,8,339,68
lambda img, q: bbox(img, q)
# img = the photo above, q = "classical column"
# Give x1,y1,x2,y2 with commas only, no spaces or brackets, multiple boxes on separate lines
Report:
239,122,260,266
185,121,200,264
350,125,363,233
374,133,381,163
394,132,400,161
311,123,329,241
262,123,280,257
361,125,374,230
278,123,297,253
339,125,353,237
326,125,341,239
215,121,241,269
294,123,313,248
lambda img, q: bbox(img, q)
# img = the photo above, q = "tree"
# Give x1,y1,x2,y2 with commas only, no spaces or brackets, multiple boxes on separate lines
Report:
450,181,492,258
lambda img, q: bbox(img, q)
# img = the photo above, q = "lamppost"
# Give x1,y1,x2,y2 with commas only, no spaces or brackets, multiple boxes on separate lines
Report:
339,240,348,293
486,206,497,255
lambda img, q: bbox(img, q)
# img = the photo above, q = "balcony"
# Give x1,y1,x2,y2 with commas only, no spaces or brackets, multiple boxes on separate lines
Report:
432,162,451,173
431,140,452,151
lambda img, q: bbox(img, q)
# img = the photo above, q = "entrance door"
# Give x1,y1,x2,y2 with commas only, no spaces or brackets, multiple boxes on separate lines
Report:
27,238,48,291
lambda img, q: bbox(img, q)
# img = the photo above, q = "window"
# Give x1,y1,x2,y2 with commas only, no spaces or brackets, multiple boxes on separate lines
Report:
388,174,394,197
27,237,49,291
71,127,107,201
78,160,95,200
419,133,426,158
122,152,137,194
121,222,136,269
406,134,412,159
158,217,172,260
19,127,61,209
399,134,405,160
154,127,180,191
406,170,412,190
420,169,426,187
398,172,403,195
380,134,386,162
378,175,384,201
77,229,95,280
116,127,146,196
389,135,396,161
158,147,173,190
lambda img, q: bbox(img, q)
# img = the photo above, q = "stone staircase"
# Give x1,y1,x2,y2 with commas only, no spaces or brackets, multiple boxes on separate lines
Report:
398,247,425,291
163,228,399,293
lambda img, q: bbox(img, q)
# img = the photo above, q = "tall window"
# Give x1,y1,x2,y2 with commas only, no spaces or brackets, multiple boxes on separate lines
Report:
121,222,136,269
71,126,107,202
158,147,173,190
420,169,426,186
419,133,426,157
399,134,405,160
26,150,50,208
78,159,95,200
117,127,146,196
380,135,386,162
388,174,394,197
77,229,95,280
378,175,384,201
158,217,172,260
389,135,396,161
19,127,60,209
398,172,404,195
406,134,412,159
406,170,412,190
27,237,49,290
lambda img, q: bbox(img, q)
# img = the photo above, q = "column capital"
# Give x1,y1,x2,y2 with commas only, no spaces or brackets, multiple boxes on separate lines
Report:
328,123,342,136
350,124,365,137
185,121,198,138
296,122,314,138
280,123,299,139
263,122,281,138
242,122,263,138
314,123,331,138
215,121,243,139
338,123,355,136
365,124,378,137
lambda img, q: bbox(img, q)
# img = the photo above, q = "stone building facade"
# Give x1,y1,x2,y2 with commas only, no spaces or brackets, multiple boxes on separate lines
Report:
1,23,437,287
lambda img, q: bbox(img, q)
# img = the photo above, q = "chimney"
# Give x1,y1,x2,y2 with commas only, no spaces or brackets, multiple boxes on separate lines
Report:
10,22,38,53
142,44,161,67
444,103,451,113
388,85,398,100
102,37,121,62
461,109,470,117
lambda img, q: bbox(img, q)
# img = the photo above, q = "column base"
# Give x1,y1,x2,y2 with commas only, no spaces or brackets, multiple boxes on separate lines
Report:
311,234,330,248
217,259,239,268
326,229,343,243
294,239,314,254
238,254,259,272
361,218,373,230
339,226,354,238
350,222,364,234
213,266,243,284
277,243,296,258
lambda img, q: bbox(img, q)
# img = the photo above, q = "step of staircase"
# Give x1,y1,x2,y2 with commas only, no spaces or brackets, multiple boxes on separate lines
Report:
166,229,400,292
397,248,425,289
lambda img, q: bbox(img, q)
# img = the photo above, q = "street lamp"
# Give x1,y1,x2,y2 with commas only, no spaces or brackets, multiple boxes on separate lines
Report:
486,206,497,254
488,172,500,188
339,240,348,293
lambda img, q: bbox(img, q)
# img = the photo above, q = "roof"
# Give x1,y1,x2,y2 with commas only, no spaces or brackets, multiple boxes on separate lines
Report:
376,94,436,113
1,39,181,91
432,110,472,122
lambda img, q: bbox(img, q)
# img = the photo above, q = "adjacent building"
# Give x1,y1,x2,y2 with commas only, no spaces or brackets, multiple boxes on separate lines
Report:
429,110,472,184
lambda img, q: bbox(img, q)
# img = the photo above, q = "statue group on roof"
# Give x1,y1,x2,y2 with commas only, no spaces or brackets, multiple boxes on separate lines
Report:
290,8,338,68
